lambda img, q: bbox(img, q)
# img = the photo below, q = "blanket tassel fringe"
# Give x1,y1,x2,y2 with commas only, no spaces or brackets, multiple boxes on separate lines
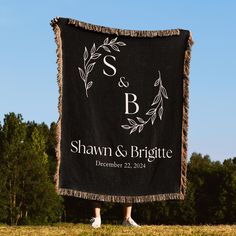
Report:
51,17,193,203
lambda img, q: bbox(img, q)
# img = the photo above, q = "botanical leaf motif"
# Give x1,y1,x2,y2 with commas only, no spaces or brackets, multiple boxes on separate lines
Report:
137,117,145,123
154,79,160,87
117,41,126,46
78,37,126,97
158,106,163,120
130,125,138,134
87,62,96,73
103,45,111,53
139,125,144,133
161,87,168,99
122,70,168,134
128,118,137,125
121,125,131,130
152,94,161,106
78,67,85,81
103,37,109,45
151,113,157,125
146,108,156,115
86,81,93,90
91,43,96,55
110,37,117,44
111,44,120,52
91,53,101,59
83,47,88,60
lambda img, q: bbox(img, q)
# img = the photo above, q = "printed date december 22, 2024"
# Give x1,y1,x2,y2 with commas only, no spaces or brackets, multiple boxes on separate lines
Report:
95,160,146,169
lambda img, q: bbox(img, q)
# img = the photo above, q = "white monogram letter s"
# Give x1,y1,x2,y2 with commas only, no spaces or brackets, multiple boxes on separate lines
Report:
103,55,117,77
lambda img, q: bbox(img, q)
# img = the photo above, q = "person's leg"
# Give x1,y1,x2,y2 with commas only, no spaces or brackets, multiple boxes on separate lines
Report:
90,201,102,228
123,203,132,220
93,201,101,218
122,203,140,227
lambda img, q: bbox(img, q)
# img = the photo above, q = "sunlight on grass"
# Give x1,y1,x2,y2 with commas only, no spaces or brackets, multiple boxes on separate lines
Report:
0,224,236,236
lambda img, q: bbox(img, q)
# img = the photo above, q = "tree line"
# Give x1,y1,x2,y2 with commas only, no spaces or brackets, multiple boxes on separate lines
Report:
0,113,235,225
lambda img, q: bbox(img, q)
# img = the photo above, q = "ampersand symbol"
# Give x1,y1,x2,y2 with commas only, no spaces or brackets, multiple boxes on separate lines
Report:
118,77,129,88
115,145,127,157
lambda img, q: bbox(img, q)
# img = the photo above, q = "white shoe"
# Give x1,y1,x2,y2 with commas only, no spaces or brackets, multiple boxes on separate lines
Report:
90,217,101,228
122,217,140,227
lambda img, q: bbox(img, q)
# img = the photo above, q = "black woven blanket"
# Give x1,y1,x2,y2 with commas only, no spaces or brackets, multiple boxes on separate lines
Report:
51,17,193,203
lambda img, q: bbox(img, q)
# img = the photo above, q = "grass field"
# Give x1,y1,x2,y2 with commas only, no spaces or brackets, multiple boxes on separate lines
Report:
0,224,236,236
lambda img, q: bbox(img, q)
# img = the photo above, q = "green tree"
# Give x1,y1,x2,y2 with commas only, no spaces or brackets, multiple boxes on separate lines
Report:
0,122,9,222
187,153,236,224
0,113,63,225
220,158,236,223
46,122,58,181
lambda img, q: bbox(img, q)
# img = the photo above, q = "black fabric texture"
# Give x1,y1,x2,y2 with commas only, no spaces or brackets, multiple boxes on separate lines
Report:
55,18,190,201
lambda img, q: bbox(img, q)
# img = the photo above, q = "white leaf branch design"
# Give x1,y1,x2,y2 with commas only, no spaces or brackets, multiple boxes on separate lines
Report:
78,37,126,97
121,70,168,134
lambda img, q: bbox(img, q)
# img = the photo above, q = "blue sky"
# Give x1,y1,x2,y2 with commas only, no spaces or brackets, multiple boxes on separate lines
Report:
0,0,235,162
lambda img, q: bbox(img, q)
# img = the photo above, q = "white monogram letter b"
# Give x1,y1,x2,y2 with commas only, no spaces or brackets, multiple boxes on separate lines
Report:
125,93,139,114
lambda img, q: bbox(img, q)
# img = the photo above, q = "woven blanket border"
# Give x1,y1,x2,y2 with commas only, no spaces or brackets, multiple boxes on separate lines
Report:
51,17,193,203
